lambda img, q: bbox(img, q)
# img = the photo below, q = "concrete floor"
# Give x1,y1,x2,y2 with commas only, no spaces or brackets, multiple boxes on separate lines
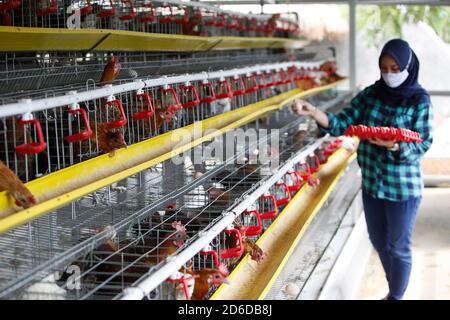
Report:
356,188,450,300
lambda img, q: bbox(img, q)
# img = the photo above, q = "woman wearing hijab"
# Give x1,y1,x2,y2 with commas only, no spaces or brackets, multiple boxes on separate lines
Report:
293,39,433,300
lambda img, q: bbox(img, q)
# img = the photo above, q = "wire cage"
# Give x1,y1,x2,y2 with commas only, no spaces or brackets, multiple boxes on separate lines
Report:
2,0,300,38
0,92,351,300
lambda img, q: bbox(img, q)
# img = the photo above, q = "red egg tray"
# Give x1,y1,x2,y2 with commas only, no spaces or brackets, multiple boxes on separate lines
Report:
344,125,422,143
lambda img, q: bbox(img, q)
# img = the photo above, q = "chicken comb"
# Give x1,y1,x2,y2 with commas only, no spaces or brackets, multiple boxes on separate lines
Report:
217,263,229,276
171,221,187,233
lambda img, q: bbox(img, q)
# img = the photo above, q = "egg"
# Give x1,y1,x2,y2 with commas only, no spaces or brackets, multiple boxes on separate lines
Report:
283,282,300,296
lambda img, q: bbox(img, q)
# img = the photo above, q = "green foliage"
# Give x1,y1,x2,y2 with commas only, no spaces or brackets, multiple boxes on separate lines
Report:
357,5,450,47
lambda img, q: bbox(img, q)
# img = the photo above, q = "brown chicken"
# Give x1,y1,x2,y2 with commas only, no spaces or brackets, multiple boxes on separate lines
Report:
295,77,318,91
0,160,36,209
135,98,178,136
77,235,155,295
100,55,121,86
242,237,268,264
319,61,345,85
319,61,338,75
186,263,230,300
208,187,232,205
90,123,127,157
144,221,189,265
306,176,321,188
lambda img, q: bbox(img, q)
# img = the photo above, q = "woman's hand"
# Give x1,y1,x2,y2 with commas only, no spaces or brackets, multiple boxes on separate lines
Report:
368,138,396,149
291,99,317,117
292,99,330,128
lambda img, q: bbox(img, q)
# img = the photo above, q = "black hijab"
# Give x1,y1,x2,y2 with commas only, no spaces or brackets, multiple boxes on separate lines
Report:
373,39,429,106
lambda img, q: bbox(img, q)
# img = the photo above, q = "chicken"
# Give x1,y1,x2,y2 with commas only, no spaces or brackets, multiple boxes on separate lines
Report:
142,221,189,265
319,61,338,76
139,99,178,134
91,123,127,157
306,176,320,188
208,187,232,205
156,221,188,261
186,263,230,300
0,160,36,209
319,61,345,84
68,226,154,295
224,229,240,250
295,77,318,90
242,237,268,264
100,55,121,86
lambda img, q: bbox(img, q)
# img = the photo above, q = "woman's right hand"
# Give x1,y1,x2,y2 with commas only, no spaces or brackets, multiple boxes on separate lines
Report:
292,98,330,129
292,99,317,117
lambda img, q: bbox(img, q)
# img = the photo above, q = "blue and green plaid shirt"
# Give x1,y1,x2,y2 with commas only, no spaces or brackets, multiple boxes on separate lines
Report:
321,85,433,201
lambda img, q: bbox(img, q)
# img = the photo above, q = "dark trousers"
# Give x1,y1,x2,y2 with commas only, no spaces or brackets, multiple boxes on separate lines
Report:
362,191,422,300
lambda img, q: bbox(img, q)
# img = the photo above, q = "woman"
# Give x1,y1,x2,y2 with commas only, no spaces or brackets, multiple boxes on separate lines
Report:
293,39,433,300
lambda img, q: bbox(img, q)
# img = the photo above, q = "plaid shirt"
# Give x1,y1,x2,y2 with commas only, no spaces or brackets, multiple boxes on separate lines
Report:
321,86,433,201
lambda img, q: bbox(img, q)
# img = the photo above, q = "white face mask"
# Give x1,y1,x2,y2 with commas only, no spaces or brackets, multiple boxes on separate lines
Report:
381,69,409,88
381,50,412,88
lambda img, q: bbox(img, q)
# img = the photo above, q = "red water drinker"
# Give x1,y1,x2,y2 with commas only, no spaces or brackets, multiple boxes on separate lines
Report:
265,70,277,87
0,0,21,10
159,5,175,24
132,89,154,120
255,71,268,89
160,85,182,114
79,0,93,15
220,226,244,259
180,82,200,109
214,12,226,28
119,0,136,21
334,137,343,148
96,0,115,18
247,17,257,32
103,95,127,129
237,16,248,32
306,153,320,173
139,2,156,23
203,10,216,26
175,7,190,26
231,75,246,96
65,104,93,143
295,160,311,181
199,79,216,103
165,272,197,300
314,147,328,165
226,14,239,30
200,245,220,268
322,141,335,157
15,112,47,155
244,73,259,93
215,77,233,99
276,69,291,85
274,180,291,207
285,170,302,192
259,192,278,220
37,0,57,16
240,209,262,237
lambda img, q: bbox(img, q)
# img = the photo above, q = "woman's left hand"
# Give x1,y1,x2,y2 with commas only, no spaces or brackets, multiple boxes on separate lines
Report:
368,138,396,149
